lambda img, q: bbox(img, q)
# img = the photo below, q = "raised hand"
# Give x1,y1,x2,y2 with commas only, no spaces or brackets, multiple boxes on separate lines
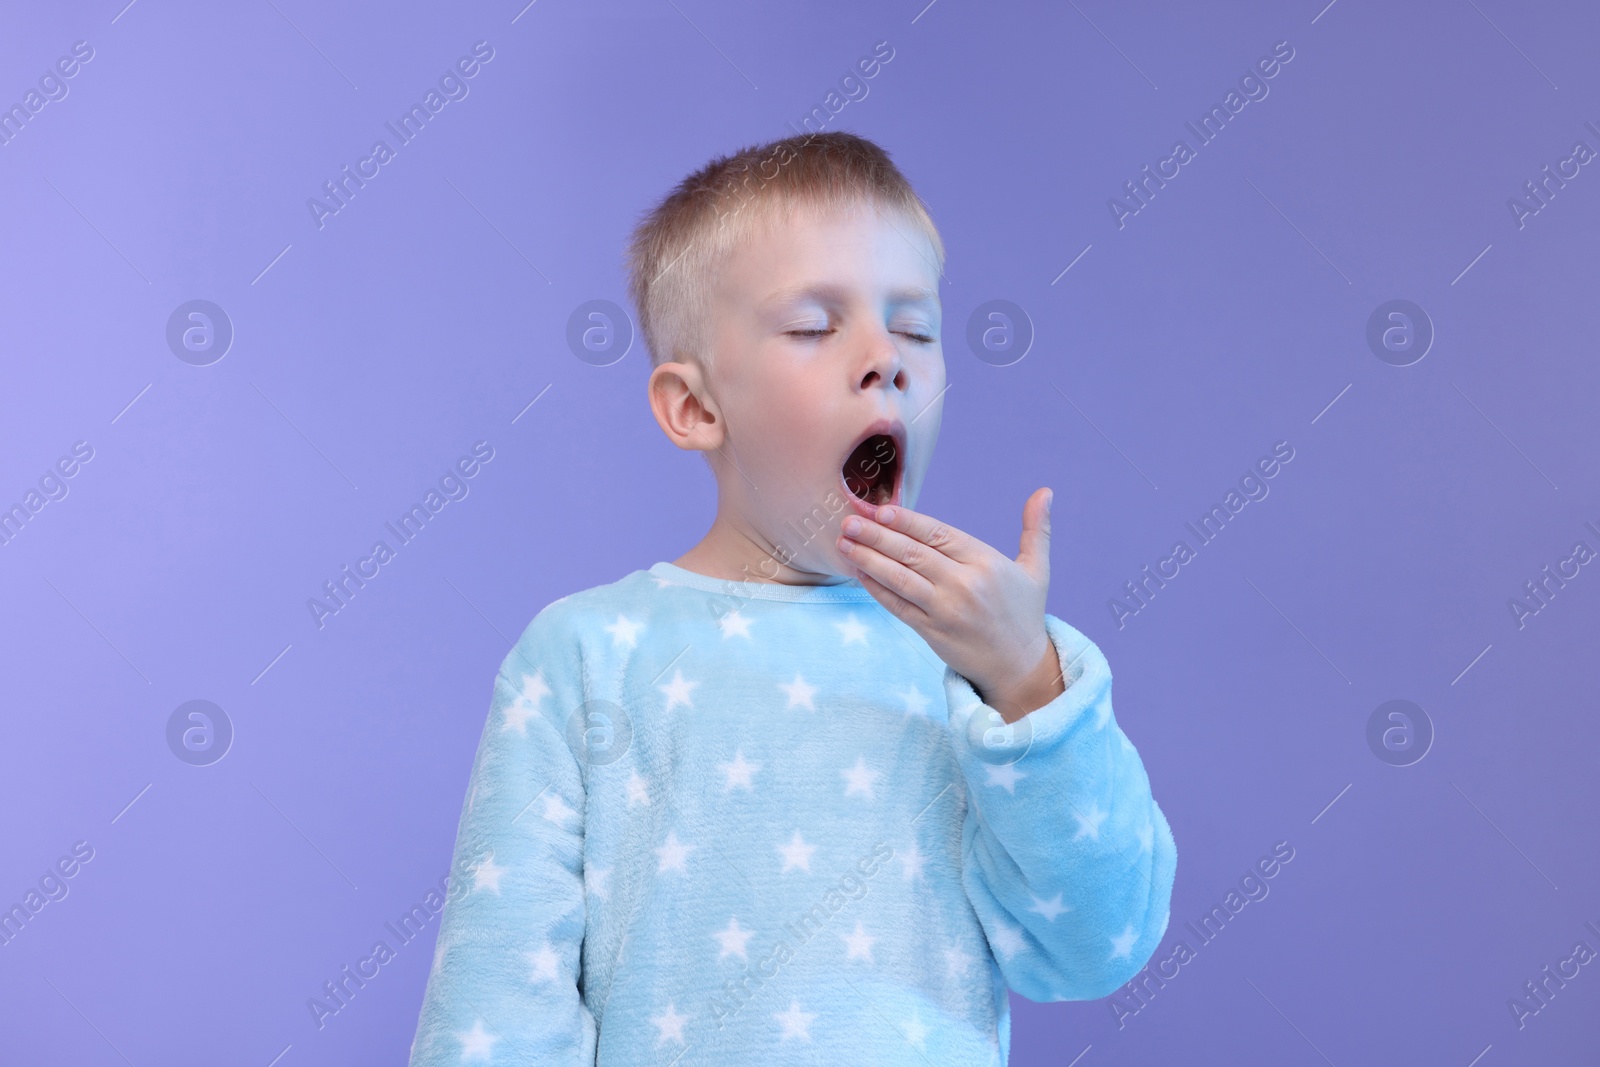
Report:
837,487,1065,722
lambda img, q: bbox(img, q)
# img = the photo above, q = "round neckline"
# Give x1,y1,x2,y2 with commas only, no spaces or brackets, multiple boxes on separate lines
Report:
649,561,876,603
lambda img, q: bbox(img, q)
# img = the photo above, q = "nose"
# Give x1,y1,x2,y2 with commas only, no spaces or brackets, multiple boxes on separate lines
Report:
857,327,908,393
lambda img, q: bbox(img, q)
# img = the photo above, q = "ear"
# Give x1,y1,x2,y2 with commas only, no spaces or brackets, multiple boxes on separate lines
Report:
648,360,724,452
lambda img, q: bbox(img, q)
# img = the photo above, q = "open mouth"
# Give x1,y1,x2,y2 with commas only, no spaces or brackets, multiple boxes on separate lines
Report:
840,421,904,509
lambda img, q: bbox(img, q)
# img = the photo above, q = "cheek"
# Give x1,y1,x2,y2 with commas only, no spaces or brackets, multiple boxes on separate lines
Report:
912,377,946,448
739,391,822,476
783,413,835,477
755,375,830,451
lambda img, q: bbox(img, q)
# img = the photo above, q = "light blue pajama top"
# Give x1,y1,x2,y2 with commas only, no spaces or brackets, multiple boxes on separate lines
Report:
407,561,1177,1066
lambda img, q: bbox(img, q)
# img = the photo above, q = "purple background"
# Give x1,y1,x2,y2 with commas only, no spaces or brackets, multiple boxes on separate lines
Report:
3,0,1597,1064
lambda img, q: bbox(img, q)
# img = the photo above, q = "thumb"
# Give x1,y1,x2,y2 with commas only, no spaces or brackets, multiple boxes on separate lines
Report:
1016,487,1053,583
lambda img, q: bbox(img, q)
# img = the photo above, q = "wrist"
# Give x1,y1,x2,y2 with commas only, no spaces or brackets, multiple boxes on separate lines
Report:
974,633,1064,725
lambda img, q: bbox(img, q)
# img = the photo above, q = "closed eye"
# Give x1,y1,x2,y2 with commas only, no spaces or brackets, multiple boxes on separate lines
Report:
786,328,936,344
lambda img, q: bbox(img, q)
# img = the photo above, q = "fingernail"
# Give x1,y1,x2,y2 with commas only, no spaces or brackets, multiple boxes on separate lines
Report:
878,506,895,524
842,516,862,535
1045,490,1053,514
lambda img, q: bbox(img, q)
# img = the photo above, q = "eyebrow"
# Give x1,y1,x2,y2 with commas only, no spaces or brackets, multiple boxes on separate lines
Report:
761,282,939,308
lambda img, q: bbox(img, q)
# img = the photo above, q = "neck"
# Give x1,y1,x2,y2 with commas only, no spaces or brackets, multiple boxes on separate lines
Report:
672,498,852,587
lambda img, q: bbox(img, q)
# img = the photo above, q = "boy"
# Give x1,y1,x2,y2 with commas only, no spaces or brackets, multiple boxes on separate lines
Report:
407,131,1176,1065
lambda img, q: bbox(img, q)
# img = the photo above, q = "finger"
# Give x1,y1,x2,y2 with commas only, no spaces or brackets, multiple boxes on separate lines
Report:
872,504,981,564
839,536,937,611
853,567,930,626
841,513,957,582
1015,487,1053,584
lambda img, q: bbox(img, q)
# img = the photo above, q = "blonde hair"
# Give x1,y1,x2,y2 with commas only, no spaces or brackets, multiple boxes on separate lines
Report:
624,130,945,374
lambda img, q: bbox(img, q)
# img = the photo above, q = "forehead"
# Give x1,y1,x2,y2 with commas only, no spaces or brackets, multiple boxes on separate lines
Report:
717,200,941,312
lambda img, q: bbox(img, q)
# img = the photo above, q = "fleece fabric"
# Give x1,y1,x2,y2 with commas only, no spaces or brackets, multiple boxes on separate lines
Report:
407,560,1177,1066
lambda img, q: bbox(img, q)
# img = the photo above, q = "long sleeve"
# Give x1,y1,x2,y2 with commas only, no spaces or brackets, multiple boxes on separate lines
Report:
408,605,596,1065
942,613,1177,1002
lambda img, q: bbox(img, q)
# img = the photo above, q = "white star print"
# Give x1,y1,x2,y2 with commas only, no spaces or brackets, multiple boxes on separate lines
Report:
834,614,869,645
840,920,877,962
774,999,816,1041
984,762,1027,794
455,1019,499,1061
1095,700,1113,730
944,943,976,978
501,698,537,735
713,916,755,961
603,613,643,649
519,671,551,708
719,749,761,792
656,830,694,873
840,757,881,800
718,610,754,639
777,830,816,873
990,920,1026,960
1120,730,1135,753
899,839,926,882
659,668,698,711
471,853,505,895
526,942,559,982
585,864,610,902
902,1010,928,1049
502,675,547,735
899,685,931,717
626,769,652,808
1028,893,1069,921
1109,924,1139,959
542,792,577,827
1137,819,1154,854
650,1002,688,1046
1073,802,1108,841
780,674,817,711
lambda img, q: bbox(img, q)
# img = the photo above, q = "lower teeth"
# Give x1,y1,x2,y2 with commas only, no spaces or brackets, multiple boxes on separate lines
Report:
843,435,897,503
843,475,892,504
